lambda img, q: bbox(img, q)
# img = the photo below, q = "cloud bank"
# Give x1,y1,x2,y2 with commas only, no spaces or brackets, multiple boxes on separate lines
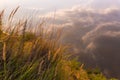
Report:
42,6,120,78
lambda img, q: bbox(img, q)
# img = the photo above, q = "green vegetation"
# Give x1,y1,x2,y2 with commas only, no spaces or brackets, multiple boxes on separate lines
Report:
0,8,117,80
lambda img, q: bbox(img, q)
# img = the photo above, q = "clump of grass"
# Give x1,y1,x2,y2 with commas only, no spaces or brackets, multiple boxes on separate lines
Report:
0,8,65,80
0,8,117,80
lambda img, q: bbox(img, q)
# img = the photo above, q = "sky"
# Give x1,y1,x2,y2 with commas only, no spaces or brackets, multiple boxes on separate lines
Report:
0,0,120,17
0,0,88,12
0,0,120,13
1,0,120,79
0,0,91,18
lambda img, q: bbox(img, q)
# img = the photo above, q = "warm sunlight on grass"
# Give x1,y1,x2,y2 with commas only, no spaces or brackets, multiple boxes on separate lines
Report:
0,8,117,80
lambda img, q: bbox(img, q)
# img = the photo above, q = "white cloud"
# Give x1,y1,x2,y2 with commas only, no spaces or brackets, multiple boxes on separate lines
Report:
90,0,120,9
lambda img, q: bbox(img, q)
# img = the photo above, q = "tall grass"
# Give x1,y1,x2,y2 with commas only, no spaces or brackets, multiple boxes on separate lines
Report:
0,8,117,80
0,8,64,80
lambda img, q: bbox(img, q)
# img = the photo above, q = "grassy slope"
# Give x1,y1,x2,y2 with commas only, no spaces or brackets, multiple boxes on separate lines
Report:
0,9,117,80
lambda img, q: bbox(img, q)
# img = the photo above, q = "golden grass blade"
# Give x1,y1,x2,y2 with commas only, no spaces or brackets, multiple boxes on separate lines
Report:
2,42,6,61
8,6,20,20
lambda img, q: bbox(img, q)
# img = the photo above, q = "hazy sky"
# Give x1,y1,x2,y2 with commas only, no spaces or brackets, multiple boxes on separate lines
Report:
0,0,87,10
0,0,120,13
